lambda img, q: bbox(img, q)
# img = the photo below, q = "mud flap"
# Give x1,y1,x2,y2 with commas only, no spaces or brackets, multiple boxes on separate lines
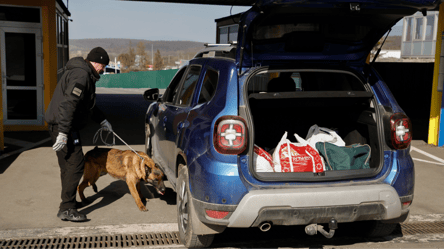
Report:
189,196,226,235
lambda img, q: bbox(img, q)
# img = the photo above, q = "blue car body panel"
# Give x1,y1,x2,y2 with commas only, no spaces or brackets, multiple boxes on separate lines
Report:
170,59,248,204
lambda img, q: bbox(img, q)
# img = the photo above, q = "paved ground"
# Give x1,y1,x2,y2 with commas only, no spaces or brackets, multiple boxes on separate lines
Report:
1,88,444,248
0,88,178,238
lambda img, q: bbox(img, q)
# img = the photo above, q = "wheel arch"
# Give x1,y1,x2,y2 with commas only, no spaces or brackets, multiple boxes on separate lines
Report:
176,152,187,178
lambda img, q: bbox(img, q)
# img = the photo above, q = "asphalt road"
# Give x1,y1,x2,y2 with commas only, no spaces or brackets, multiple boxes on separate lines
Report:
1,88,444,248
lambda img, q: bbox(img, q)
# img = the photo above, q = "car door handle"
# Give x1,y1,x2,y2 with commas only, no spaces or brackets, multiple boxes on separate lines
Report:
177,121,186,135
177,122,184,131
163,116,167,127
177,120,189,132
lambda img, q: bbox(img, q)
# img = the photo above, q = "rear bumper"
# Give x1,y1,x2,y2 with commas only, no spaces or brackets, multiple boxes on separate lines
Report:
227,184,402,227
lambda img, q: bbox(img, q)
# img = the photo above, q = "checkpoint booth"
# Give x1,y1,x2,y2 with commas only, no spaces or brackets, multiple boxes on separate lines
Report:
0,0,70,152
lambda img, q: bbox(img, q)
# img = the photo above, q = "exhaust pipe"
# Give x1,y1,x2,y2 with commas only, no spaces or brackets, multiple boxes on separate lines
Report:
258,222,272,232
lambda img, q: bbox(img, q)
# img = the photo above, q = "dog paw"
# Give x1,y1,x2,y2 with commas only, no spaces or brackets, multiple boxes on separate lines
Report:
92,184,98,193
139,206,148,212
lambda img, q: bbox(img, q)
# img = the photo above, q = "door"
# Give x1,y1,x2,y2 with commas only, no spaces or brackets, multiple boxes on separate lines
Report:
154,66,188,169
165,65,202,173
1,27,43,125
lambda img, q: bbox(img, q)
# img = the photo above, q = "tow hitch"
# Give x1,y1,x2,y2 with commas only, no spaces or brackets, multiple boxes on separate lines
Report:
305,218,338,239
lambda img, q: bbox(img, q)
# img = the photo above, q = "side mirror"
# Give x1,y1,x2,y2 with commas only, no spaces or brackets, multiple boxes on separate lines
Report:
143,88,159,101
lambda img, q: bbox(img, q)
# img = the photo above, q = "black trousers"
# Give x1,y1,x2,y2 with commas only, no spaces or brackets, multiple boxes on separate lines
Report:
49,125,84,211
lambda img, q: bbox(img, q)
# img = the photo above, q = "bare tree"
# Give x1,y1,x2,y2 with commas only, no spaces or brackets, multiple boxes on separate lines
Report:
117,41,136,73
153,49,164,71
136,41,150,71
128,41,136,67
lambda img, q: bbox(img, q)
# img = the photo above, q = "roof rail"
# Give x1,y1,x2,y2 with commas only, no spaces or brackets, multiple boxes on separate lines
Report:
204,41,238,47
194,42,237,59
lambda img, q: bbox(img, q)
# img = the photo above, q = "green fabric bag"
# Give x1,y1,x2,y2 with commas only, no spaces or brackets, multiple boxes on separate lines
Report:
315,142,371,170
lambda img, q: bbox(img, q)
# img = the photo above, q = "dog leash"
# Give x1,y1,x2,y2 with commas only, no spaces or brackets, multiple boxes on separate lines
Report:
93,128,145,163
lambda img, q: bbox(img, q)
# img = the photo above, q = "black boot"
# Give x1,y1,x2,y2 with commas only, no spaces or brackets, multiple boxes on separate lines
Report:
57,208,88,222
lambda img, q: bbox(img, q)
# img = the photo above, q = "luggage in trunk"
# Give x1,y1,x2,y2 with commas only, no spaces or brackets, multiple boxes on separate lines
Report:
247,70,381,181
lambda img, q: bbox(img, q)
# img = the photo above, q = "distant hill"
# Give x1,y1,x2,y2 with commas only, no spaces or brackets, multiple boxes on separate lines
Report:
69,36,402,67
69,38,206,66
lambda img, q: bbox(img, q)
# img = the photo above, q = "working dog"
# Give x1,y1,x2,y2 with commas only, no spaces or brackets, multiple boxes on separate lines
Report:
78,147,166,211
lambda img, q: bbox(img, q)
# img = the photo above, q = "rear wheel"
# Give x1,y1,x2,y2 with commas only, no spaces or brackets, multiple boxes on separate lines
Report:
365,221,397,237
177,165,215,248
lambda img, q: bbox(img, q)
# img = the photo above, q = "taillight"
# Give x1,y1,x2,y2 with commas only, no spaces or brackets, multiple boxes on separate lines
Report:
390,113,412,150
214,116,248,154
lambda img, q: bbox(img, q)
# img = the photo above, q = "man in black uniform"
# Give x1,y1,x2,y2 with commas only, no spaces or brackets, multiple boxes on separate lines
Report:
45,47,113,222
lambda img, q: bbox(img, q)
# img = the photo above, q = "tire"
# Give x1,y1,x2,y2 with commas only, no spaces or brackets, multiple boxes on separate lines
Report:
177,165,215,248
145,124,153,157
365,221,398,237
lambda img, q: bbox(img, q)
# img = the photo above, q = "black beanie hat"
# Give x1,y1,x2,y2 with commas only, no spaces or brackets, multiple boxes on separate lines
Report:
86,47,110,65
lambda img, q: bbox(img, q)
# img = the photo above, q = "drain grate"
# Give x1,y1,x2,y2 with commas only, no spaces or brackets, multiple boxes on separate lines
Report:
0,232,181,249
2,222,444,248
400,221,444,235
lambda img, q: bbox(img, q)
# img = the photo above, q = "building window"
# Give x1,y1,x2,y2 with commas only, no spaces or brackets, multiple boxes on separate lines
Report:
414,17,424,40
405,17,413,42
0,6,40,23
56,10,69,80
401,11,438,59
425,15,435,41
229,25,238,43
219,24,239,44
220,27,228,44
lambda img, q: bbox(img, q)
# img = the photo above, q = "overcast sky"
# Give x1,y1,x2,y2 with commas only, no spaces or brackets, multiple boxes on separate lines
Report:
64,0,404,43
64,0,250,43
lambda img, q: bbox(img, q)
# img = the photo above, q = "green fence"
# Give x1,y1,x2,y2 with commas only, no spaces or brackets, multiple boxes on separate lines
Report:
96,69,178,89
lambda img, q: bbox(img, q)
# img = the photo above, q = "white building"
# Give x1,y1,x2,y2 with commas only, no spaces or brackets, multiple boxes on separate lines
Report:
401,11,439,58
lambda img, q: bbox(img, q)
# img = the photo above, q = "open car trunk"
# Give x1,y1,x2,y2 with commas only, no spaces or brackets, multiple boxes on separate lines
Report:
247,69,382,182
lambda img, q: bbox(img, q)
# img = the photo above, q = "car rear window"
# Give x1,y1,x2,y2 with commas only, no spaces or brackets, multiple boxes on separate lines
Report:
198,68,219,104
248,71,365,93
253,17,372,42
252,12,374,52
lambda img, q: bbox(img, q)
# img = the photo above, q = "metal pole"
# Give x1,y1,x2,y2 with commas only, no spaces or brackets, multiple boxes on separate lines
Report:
439,33,444,146
429,3,444,145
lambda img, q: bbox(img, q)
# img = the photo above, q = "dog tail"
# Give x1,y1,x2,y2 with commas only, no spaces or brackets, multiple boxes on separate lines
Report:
84,146,100,158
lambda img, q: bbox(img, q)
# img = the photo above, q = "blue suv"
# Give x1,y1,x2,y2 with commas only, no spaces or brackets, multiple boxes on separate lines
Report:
143,0,440,247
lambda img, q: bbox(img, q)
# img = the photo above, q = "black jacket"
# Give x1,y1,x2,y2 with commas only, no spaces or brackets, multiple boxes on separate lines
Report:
45,57,106,134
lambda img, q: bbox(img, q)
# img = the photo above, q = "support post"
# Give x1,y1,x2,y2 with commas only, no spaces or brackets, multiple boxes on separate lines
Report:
428,3,444,145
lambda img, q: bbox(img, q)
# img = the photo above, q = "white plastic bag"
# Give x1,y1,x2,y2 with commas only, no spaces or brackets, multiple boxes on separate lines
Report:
272,132,324,173
254,145,275,172
306,124,345,149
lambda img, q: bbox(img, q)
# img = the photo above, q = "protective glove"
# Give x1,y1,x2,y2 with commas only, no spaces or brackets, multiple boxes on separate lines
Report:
53,132,68,152
100,119,113,132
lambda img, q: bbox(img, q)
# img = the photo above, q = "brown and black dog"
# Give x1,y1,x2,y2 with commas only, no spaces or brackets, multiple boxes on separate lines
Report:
78,147,166,212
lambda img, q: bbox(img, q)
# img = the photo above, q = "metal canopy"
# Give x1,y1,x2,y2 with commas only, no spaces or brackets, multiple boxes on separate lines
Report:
122,0,255,6
122,0,443,9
